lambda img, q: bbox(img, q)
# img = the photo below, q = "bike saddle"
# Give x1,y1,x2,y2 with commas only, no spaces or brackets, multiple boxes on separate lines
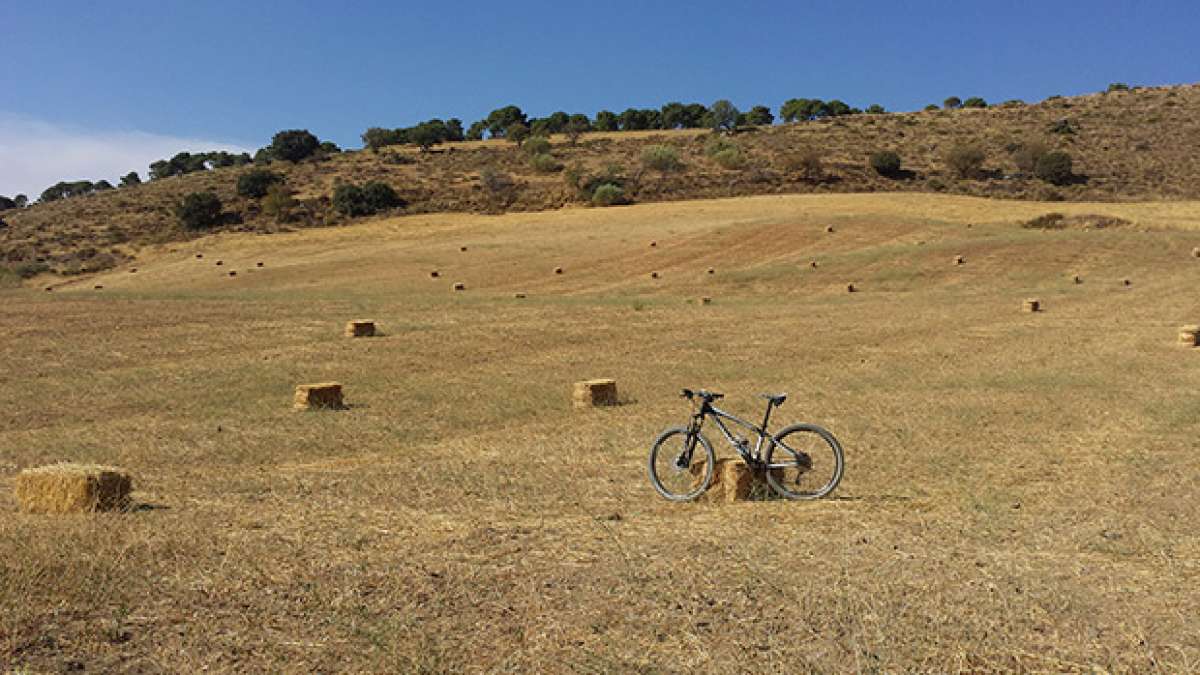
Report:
759,393,787,406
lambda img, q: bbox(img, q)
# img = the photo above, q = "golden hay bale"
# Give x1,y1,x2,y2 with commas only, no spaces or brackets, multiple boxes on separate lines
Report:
514,292,527,299
846,283,857,293
700,296,713,305
215,260,223,266
1023,298,1041,313
554,266,564,275
14,463,133,514
1072,274,1082,284
825,225,835,233
460,246,468,252
93,285,103,290
809,260,818,269
650,241,657,247
1192,247,1200,259
690,459,778,503
294,383,345,411
256,261,264,268
1122,278,1132,287
572,379,618,409
129,268,137,274
228,271,237,277
453,282,466,291
344,320,376,338
954,255,965,265
430,270,440,278
650,271,659,279
1179,325,1200,347
195,253,203,259
707,267,715,275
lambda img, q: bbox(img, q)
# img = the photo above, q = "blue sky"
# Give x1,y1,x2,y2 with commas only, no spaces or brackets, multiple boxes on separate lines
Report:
1,1,1197,197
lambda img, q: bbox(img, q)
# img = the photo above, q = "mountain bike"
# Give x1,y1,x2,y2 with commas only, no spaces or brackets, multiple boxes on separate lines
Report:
648,389,844,501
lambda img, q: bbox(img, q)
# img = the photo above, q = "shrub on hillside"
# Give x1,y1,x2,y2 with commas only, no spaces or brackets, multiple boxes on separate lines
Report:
709,100,740,131
869,150,902,177
641,145,682,172
332,182,403,217
591,183,627,207
261,184,298,223
944,144,986,179
1107,82,1131,93
0,196,16,211
712,148,745,169
866,104,886,114
923,104,939,111
237,169,284,198
962,97,988,108
119,172,141,188
783,148,823,180
270,129,320,162
175,192,223,230
1034,151,1074,186
506,122,530,147
1012,140,1050,173
943,96,962,109
529,152,562,173
523,136,551,156
479,167,518,207
1047,118,1076,135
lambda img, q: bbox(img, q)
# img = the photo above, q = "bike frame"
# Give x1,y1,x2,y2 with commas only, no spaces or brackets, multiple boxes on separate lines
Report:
688,398,782,465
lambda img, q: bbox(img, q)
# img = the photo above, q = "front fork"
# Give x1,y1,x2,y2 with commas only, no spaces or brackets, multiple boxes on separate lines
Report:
675,411,705,468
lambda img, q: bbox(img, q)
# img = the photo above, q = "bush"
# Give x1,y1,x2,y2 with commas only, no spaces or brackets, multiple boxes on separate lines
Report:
923,104,939,111
529,152,562,173
506,122,530,147
704,137,736,157
13,261,50,278
944,144,985,179
869,150,902,177
479,167,517,206
1012,140,1049,173
591,183,627,207
783,148,823,180
1023,213,1066,229
237,169,284,198
332,182,403,217
0,196,16,211
1034,151,1074,186
523,136,551,156
943,96,962,109
1047,118,1076,135
270,129,320,162
119,171,141,188
711,148,745,169
866,104,886,114
1107,82,1131,93
261,184,297,223
175,192,223,229
962,97,988,108
641,145,682,172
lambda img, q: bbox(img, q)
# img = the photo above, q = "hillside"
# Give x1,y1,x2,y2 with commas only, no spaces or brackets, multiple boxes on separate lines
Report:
4,193,1200,670
2,83,1199,280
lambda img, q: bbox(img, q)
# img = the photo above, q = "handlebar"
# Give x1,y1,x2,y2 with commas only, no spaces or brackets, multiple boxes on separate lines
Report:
681,388,723,401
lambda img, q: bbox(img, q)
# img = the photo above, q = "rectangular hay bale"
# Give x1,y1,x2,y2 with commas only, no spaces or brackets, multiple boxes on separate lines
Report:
572,379,618,408
344,320,376,338
1179,325,1200,347
14,463,132,514
294,382,345,410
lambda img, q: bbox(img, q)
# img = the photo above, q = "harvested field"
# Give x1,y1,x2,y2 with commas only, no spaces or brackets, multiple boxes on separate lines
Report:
2,193,1200,671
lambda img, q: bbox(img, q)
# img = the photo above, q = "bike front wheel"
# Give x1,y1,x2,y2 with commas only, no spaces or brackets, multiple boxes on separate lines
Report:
765,424,844,500
648,427,715,502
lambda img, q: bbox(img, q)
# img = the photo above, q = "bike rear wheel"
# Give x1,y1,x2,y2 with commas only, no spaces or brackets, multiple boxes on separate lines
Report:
648,427,715,501
764,424,844,500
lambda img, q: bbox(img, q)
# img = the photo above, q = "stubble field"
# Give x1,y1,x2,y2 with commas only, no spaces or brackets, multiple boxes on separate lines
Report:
3,193,1200,672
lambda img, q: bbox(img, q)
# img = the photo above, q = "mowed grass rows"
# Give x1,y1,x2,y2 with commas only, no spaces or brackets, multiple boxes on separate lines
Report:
2,193,1200,671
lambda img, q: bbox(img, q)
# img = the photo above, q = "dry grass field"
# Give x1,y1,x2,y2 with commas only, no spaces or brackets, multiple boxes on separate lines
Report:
4,193,1200,672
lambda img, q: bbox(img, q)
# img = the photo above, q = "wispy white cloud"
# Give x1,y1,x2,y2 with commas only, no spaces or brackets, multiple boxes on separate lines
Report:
0,113,251,199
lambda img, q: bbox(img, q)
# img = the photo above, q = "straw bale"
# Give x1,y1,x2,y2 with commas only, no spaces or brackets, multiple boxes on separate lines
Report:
650,272,659,279
294,382,345,411
453,282,465,291
690,459,778,503
707,268,715,274
1192,247,1200,258
215,260,223,266
700,297,713,305
430,270,440,278
1179,325,1200,347
1072,274,1082,284
846,283,856,293
572,379,618,409
514,292,527,299
554,267,564,275
344,320,376,338
256,262,264,268
954,255,965,265
14,463,132,514
1023,298,1041,312
825,225,835,233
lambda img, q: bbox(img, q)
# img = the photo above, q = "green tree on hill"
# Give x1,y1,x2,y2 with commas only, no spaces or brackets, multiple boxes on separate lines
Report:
270,129,320,162
593,110,618,132
709,100,739,130
745,105,774,125
119,171,141,187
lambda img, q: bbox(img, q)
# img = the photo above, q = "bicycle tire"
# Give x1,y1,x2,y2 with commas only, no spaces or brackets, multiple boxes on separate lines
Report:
648,427,715,502
764,423,844,500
